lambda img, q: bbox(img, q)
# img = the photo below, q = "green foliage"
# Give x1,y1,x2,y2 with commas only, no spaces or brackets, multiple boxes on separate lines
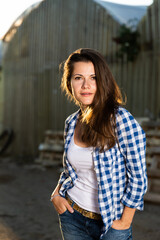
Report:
113,24,140,61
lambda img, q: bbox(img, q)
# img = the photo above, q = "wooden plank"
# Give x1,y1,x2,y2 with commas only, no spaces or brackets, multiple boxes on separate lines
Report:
147,169,160,179
144,192,160,203
147,147,160,155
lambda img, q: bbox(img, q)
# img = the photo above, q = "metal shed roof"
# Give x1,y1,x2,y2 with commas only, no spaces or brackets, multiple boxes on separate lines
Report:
94,0,147,26
2,1,41,42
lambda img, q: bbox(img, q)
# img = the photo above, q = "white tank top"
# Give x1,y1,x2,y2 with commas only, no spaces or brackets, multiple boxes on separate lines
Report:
67,134,100,213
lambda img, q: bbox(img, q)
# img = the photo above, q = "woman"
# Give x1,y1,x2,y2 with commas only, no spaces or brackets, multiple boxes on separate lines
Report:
51,48,147,240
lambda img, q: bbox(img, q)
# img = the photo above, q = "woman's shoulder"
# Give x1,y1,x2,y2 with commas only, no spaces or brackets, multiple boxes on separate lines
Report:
116,106,133,120
115,107,144,133
115,107,140,127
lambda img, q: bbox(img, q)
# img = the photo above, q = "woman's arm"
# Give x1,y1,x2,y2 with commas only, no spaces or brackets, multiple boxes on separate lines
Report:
51,183,74,214
112,108,148,229
51,183,62,197
116,108,147,209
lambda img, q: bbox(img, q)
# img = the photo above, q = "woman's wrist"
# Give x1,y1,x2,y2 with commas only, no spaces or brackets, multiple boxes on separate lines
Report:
50,194,60,201
120,206,136,226
120,218,131,228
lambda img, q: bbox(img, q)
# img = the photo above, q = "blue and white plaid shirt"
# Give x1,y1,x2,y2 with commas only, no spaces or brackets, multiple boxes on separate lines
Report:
58,107,147,238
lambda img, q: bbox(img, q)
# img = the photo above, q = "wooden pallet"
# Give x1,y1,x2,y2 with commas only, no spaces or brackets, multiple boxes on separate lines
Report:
141,120,160,203
37,130,64,167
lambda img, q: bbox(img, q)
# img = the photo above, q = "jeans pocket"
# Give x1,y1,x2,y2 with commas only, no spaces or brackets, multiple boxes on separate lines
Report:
59,209,68,217
111,225,131,232
103,226,132,240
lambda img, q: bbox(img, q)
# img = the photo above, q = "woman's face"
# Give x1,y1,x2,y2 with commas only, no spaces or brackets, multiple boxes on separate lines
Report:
70,61,97,109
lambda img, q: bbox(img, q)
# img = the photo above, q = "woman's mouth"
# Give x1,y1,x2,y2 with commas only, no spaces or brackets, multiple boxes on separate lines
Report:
81,93,92,96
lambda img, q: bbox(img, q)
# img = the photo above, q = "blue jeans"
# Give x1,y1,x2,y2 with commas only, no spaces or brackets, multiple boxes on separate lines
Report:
58,202,132,240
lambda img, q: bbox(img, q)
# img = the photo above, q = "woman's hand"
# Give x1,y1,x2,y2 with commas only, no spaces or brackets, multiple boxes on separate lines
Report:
111,206,135,230
111,219,131,230
51,195,74,215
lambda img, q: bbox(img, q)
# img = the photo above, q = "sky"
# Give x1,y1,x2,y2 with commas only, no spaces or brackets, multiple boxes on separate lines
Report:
0,0,154,39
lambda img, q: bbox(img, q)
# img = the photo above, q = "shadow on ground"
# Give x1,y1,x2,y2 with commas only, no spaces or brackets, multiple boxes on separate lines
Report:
0,158,160,240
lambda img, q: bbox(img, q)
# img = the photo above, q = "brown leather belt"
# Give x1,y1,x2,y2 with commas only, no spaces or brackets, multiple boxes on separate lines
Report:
66,195,102,221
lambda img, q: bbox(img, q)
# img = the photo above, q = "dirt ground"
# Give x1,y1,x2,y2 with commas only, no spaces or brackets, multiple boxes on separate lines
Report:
0,158,160,240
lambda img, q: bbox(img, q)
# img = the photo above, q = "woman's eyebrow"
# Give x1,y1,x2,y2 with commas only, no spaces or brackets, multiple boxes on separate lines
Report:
72,74,83,76
73,73,96,76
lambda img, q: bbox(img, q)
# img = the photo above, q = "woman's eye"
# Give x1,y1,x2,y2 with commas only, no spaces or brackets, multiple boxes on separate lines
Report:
75,76,81,80
91,76,96,80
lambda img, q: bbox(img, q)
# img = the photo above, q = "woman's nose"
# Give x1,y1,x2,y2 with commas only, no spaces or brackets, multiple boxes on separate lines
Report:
82,78,90,89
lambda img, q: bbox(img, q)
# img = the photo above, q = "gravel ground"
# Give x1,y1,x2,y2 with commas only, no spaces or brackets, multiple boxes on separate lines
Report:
0,158,160,240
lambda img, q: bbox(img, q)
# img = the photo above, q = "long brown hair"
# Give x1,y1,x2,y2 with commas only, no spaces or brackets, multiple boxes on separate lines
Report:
61,48,124,151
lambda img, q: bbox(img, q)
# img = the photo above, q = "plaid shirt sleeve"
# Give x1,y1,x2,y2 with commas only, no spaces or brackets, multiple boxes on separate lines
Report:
116,108,148,209
58,116,71,185
58,111,79,186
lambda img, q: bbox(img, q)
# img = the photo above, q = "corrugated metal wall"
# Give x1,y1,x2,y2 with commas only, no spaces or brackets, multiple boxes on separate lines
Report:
2,0,120,158
110,0,160,119
2,0,160,158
